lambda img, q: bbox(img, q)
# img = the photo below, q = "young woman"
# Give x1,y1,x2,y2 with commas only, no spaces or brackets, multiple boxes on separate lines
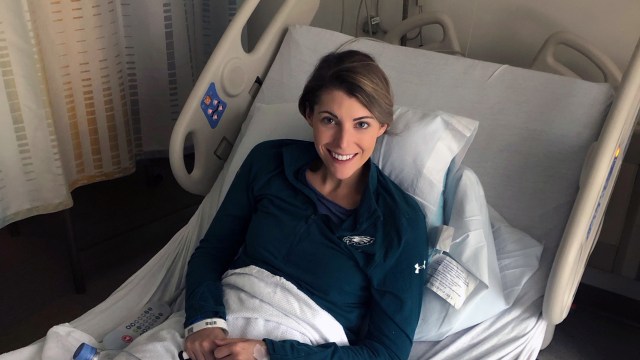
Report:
183,50,428,360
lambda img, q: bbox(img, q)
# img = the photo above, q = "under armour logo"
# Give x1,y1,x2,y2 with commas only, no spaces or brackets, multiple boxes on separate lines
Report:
415,261,426,274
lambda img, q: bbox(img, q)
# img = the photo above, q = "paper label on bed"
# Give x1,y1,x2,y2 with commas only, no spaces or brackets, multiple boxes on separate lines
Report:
426,253,479,309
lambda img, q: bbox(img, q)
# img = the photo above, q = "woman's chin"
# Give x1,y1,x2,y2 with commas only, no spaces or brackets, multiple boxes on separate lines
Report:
327,164,361,181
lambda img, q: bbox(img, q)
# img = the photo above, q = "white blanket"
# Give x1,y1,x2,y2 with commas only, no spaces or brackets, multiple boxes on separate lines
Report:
7,266,346,360
222,266,348,345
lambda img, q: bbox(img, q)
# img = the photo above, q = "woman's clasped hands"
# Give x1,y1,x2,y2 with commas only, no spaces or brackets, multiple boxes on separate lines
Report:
184,327,268,360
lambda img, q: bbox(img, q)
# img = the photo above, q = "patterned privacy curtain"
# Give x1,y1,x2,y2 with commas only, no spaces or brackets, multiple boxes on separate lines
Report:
0,0,236,228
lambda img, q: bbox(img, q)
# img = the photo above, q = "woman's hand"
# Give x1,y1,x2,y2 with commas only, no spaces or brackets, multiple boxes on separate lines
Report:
184,327,228,360
213,338,268,360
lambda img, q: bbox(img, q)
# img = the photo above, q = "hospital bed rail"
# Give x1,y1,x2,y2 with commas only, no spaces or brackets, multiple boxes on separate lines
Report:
169,0,320,195
542,34,640,347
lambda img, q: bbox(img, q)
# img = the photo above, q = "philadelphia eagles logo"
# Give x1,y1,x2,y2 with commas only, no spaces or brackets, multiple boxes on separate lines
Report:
342,236,375,246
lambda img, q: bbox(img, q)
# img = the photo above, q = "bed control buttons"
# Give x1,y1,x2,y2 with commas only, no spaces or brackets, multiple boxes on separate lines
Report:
201,82,228,129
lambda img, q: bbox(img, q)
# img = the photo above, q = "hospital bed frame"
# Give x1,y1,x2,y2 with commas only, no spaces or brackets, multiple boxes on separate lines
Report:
169,0,640,348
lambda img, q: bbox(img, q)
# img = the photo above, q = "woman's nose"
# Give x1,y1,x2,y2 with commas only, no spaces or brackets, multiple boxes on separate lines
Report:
335,127,352,149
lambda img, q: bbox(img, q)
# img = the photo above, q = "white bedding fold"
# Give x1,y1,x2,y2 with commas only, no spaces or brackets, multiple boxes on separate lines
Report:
222,265,349,345
9,265,347,360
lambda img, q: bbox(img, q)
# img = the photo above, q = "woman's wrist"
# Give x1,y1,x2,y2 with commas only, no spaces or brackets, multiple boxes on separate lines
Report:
184,318,228,338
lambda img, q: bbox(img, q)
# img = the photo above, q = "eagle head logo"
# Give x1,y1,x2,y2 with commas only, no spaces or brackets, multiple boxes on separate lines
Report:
342,236,374,246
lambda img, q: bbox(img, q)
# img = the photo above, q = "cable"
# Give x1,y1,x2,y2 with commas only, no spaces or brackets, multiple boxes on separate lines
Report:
355,0,363,37
364,0,373,37
465,0,479,57
335,36,387,52
340,0,345,33
356,0,375,37
374,0,388,34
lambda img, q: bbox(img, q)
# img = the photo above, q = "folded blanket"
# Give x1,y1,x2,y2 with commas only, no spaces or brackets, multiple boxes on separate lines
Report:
222,265,349,345
8,266,346,360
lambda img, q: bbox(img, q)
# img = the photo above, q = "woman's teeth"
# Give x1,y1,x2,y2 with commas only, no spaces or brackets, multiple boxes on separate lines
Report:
331,151,355,161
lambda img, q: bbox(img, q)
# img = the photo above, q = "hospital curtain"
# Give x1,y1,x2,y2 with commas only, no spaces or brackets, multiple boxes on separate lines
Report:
0,0,236,228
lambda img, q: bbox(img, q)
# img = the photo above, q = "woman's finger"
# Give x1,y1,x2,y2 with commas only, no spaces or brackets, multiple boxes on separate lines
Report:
213,343,231,359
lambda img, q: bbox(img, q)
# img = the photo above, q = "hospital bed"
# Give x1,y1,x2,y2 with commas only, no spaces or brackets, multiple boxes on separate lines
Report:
2,0,639,359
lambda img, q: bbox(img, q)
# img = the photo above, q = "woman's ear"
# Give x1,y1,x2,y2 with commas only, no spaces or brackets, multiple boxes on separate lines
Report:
377,123,388,137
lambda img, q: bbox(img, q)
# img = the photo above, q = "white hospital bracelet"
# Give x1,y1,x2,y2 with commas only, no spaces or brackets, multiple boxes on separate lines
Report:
185,318,229,337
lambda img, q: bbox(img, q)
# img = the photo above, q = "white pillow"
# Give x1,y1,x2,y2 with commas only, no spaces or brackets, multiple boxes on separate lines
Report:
371,109,478,230
414,166,542,341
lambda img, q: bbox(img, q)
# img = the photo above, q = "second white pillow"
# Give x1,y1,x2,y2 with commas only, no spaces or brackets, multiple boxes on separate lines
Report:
371,108,478,230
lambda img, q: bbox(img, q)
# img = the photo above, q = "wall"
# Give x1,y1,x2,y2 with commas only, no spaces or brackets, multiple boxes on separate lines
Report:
245,0,640,74
310,0,403,39
416,0,640,75
243,0,402,53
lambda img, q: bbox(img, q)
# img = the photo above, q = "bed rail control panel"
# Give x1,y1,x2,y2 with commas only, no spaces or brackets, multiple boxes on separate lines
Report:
102,301,170,350
200,82,227,129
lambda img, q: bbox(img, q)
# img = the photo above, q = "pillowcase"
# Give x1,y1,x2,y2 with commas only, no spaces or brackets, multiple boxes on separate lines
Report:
371,108,478,230
414,166,542,341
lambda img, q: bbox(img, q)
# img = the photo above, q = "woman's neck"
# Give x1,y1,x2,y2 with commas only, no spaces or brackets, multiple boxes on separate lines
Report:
306,162,367,210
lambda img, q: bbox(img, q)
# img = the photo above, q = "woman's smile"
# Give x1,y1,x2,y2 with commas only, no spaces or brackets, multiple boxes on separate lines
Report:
329,150,356,161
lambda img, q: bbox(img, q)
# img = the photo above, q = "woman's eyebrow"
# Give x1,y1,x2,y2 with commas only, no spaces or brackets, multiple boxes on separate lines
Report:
353,116,375,121
319,110,374,122
319,110,338,118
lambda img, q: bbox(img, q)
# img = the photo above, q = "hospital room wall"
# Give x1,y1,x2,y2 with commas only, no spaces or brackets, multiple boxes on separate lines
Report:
246,0,640,74
411,0,640,73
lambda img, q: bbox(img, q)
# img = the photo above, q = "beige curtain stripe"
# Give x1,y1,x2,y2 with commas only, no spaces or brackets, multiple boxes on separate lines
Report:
1,0,231,227
0,2,72,227
1,52,35,182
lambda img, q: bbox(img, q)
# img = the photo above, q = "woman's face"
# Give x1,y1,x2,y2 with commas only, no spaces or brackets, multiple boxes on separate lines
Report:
306,89,387,182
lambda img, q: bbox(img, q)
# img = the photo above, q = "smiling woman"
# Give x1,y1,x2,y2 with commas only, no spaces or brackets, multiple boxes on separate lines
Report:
304,89,387,209
183,50,429,360
300,50,393,209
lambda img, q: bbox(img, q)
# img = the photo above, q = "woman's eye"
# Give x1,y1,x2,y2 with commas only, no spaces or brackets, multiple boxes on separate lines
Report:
355,121,370,129
321,116,335,125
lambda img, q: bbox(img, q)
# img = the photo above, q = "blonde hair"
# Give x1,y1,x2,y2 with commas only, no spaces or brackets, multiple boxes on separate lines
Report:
298,50,394,127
